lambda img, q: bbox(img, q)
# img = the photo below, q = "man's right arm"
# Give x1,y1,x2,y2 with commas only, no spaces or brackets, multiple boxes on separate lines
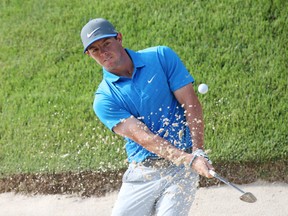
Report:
113,116,213,178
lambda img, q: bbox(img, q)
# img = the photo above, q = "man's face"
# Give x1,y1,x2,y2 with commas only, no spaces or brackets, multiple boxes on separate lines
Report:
86,34,124,72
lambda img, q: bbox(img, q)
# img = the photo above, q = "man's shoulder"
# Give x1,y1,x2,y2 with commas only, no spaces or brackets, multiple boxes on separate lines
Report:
95,79,110,95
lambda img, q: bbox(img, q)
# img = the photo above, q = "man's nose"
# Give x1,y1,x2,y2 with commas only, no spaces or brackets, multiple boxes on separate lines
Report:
99,46,108,55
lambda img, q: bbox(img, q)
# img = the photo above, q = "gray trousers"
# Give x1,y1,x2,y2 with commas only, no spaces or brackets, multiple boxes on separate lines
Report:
111,161,199,216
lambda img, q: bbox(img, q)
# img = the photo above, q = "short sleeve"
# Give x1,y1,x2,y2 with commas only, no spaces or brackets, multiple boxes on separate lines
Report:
93,93,132,131
158,46,194,91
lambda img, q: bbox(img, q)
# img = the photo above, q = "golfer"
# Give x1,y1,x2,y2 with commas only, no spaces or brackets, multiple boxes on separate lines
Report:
80,18,214,216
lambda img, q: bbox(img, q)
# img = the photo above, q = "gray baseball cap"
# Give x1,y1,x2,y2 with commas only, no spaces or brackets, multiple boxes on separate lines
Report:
80,18,118,53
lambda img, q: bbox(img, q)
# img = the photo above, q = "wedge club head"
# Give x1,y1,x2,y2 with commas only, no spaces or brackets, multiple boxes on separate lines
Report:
209,170,257,203
240,192,257,203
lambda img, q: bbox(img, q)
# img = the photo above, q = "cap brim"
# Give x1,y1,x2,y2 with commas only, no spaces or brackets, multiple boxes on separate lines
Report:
83,33,118,53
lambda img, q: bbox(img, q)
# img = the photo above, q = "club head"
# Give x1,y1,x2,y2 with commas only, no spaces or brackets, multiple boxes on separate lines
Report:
240,192,257,203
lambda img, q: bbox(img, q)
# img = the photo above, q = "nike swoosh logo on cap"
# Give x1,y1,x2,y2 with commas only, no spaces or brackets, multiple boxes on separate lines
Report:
87,27,100,38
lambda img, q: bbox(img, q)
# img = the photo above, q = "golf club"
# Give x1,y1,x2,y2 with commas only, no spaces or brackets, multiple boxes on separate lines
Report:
209,170,257,203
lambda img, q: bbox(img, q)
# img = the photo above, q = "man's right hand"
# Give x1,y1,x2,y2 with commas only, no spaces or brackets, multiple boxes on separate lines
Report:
190,155,214,178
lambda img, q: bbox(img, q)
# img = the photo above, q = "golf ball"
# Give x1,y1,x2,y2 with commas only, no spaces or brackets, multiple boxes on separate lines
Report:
198,84,208,94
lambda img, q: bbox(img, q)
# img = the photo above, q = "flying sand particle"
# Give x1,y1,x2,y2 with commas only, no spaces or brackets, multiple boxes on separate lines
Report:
178,129,184,140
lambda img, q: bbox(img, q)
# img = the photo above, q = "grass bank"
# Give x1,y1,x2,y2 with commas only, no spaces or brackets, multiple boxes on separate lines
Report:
0,0,287,176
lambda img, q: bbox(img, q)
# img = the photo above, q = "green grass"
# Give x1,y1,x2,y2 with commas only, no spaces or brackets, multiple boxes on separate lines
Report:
1,0,287,176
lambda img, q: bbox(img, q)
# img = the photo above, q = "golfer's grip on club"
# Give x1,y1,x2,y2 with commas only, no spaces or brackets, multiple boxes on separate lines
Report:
189,149,214,178
208,170,217,178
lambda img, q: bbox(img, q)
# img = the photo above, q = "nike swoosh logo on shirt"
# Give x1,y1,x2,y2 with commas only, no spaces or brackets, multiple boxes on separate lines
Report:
148,75,156,83
87,27,100,38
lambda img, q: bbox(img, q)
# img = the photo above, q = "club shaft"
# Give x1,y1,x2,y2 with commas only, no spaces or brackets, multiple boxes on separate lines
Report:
209,170,245,194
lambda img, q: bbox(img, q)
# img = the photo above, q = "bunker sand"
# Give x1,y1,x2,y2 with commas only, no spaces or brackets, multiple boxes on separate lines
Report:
0,180,287,216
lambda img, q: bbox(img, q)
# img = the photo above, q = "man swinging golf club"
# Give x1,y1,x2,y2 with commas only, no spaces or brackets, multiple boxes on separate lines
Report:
81,18,214,216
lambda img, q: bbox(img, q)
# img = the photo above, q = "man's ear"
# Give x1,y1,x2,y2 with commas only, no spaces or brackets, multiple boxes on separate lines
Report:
85,50,90,56
116,32,123,43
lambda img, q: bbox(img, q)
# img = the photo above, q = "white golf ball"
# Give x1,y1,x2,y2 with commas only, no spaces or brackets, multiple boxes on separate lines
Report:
198,84,208,94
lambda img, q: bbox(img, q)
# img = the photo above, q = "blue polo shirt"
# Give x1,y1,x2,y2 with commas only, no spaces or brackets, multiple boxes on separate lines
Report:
93,46,194,163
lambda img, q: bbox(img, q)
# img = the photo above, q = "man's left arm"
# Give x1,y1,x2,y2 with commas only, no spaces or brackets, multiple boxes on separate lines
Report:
173,83,205,151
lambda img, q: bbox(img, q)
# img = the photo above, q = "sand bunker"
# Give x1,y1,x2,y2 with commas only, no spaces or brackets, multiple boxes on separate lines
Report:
0,180,287,216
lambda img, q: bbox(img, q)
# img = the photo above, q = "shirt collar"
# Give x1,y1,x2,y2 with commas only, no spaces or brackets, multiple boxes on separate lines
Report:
103,48,145,82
